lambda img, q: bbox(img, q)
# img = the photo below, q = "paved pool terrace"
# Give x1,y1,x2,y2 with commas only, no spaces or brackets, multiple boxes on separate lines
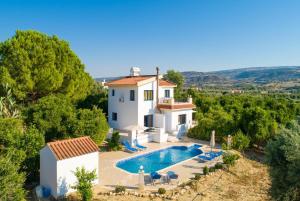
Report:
94,137,222,192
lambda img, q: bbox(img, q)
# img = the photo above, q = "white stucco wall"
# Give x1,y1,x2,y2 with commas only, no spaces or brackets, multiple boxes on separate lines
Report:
40,149,99,199
107,79,175,130
159,86,174,98
40,146,57,197
163,109,193,135
108,86,139,129
137,81,157,127
56,152,99,198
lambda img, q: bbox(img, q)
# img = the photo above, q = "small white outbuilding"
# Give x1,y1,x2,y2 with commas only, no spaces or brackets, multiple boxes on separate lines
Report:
40,136,99,199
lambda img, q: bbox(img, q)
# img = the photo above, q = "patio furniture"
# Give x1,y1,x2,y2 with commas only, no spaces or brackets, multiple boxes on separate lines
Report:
134,139,147,150
150,172,162,185
198,154,214,161
166,171,178,184
199,151,223,161
122,140,138,153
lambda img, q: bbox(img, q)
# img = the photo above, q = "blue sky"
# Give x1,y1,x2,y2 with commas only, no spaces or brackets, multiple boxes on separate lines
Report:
1,0,300,77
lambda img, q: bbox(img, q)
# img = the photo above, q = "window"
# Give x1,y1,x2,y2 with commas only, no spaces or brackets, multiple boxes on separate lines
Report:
165,90,170,98
130,90,135,101
144,115,154,127
178,114,186,125
112,89,115,96
112,112,117,121
144,90,153,101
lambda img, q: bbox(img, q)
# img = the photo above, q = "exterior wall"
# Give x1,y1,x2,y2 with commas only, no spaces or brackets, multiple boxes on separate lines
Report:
55,152,99,198
107,79,175,130
137,81,157,128
108,86,139,130
159,87,174,98
40,146,57,197
164,109,194,136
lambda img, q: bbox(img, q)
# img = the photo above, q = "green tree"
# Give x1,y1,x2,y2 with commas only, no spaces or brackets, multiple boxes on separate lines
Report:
0,154,26,201
0,118,45,181
232,130,250,151
71,107,109,145
240,107,277,145
72,167,97,201
26,94,75,141
163,70,184,99
265,121,300,201
20,126,45,181
0,84,20,118
27,95,109,144
77,82,108,116
0,30,93,102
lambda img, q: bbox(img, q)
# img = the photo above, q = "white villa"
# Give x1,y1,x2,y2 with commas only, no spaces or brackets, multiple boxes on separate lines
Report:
105,67,196,144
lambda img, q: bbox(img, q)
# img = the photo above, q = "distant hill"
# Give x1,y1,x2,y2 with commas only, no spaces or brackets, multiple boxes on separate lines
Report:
95,66,300,92
182,66,300,91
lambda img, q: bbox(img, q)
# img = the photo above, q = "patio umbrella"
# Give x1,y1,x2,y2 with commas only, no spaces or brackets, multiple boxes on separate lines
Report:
138,165,145,191
210,130,215,152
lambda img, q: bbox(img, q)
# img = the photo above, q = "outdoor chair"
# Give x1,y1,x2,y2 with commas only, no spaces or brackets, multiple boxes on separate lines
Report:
134,139,147,150
166,171,178,184
122,140,138,153
150,172,162,185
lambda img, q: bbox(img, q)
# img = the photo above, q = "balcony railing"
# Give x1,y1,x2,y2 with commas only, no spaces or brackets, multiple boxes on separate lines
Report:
158,97,193,105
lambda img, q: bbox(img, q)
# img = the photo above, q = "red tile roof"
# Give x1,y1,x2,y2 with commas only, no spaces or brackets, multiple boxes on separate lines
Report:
159,80,177,87
105,75,155,86
157,103,196,110
47,136,99,160
105,76,176,87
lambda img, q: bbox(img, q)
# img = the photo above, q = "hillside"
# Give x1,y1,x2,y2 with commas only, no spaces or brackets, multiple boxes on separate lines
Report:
182,66,300,91
95,66,300,92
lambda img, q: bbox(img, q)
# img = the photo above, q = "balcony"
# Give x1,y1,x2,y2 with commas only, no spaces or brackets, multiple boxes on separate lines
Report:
157,97,196,110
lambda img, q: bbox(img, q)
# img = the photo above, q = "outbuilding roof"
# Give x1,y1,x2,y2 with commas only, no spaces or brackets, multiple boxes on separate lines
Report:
105,75,176,87
47,136,99,160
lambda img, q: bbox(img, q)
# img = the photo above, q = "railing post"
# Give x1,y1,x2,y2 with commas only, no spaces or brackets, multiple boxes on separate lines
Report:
171,98,175,105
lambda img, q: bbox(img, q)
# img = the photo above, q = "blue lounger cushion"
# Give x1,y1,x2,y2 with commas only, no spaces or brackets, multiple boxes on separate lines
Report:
122,140,138,152
134,139,147,150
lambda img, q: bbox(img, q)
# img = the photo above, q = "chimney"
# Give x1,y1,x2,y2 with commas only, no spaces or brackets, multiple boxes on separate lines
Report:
130,67,141,76
156,67,160,105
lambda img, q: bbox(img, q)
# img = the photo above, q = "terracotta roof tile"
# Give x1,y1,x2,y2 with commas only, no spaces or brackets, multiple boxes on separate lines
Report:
157,103,196,110
105,75,177,87
159,80,177,87
47,136,99,160
105,75,155,86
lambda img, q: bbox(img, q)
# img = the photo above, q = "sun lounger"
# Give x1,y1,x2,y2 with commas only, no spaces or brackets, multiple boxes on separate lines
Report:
166,171,178,183
199,151,223,161
122,140,138,152
150,172,162,185
134,139,147,150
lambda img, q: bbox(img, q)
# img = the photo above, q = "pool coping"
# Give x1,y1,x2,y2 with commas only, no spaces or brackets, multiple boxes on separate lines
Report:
113,143,205,175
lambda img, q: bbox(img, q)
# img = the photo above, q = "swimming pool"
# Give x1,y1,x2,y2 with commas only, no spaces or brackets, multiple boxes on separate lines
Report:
116,144,203,174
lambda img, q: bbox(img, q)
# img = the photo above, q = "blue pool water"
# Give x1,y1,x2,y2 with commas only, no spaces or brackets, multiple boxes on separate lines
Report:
116,144,202,174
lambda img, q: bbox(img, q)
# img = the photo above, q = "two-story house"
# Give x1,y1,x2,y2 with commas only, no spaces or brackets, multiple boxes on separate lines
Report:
106,67,195,144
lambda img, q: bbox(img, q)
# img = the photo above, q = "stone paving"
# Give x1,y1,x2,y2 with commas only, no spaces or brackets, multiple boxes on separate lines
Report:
95,138,222,192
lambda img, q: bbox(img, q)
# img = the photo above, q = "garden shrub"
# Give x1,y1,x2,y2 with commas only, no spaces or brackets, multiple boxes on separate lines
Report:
108,131,121,151
115,185,126,193
209,167,215,172
158,188,166,194
214,163,223,169
72,167,97,201
232,130,250,151
222,152,240,167
203,166,209,175
194,173,201,180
